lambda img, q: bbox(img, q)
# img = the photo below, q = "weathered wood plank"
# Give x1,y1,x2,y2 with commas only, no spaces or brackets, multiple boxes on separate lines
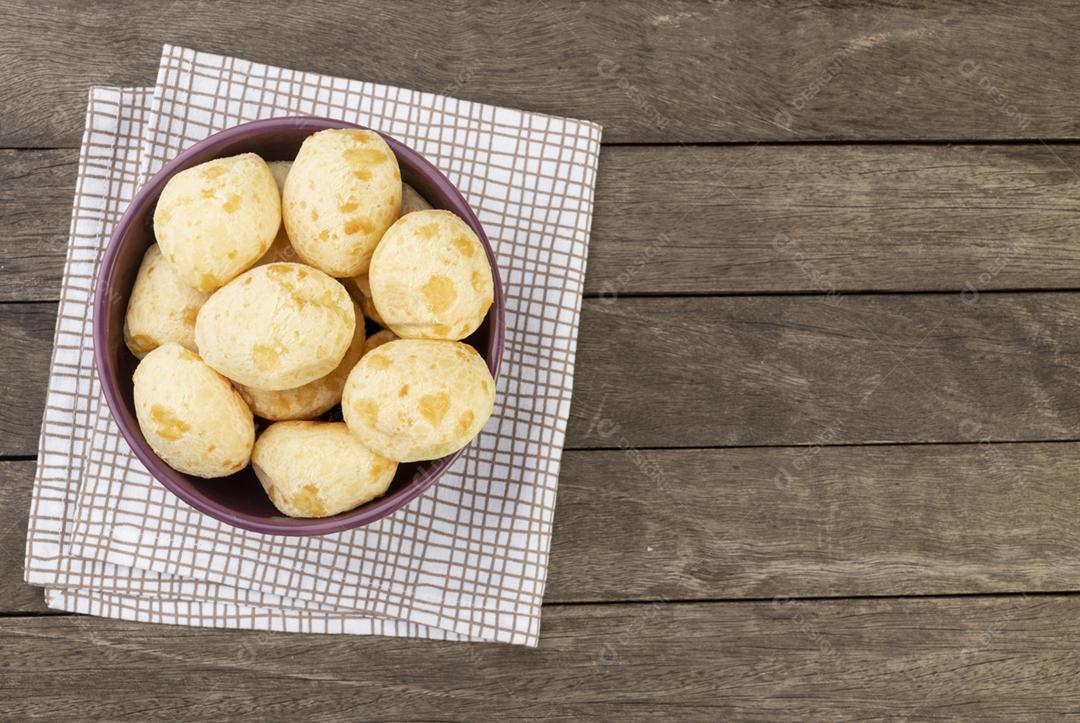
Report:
9,440,1080,612
569,292,1080,447
0,304,56,457
591,143,1080,297
8,143,1080,302
4,0,1080,146
0,462,39,612
0,150,73,302
6,292,1080,454
0,597,1077,720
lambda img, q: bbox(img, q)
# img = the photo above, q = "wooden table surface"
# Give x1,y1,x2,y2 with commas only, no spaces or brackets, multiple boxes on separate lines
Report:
4,1,1080,719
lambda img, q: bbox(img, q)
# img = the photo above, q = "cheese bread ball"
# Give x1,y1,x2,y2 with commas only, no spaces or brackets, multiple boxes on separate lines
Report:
133,343,255,478
400,182,432,215
153,153,280,292
344,274,384,327
266,160,292,194
342,339,495,462
368,210,494,340
252,421,397,517
237,302,366,420
123,244,210,359
283,129,401,277
195,263,355,391
363,329,398,355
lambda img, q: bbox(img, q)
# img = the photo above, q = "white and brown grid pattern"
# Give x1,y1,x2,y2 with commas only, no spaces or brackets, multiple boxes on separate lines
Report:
24,45,602,646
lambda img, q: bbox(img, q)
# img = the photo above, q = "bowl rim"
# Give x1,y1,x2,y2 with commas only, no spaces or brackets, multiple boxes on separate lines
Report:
93,116,506,536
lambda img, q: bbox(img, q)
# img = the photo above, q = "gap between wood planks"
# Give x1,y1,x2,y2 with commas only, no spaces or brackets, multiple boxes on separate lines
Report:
7,590,1080,619
17,434,1080,461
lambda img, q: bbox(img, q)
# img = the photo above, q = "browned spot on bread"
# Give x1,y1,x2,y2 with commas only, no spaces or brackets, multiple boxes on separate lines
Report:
471,270,486,292
352,168,373,181
150,404,191,441
243,276,253,285
339,201,360,213
253,343,283,371
418,223,439,239
432,324,452,338
266,264,297,278
344,216,372,236
222,194,241,213
344,129,378,144
367,354,391,370
182,307,199,329
352,398,379,427
291,484,327,517
398,384,409,397
452,235,475,257
198,273,217,291
200,187,216,199
202,165,226,180
227,250,237,259
319,229,330,241
344,147,387,166
156,210,172,226
457,409,476,435
421,275,457,314
419,392,451,427
311,208,319,222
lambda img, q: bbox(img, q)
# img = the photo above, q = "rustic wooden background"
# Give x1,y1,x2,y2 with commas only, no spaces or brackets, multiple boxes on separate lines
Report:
4,0,1080,719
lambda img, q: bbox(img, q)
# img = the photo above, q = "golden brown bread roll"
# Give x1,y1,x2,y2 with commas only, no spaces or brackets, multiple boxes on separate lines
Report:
368,209,493,340
282,129,401,277
237,302,366,420
123,244,210,359
153,153,280,291
252,421,397,517
133,343,255,478
195,263,355,391
342,339,495,462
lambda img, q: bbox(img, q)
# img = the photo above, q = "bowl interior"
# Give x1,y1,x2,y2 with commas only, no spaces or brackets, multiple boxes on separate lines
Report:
96,118,503,535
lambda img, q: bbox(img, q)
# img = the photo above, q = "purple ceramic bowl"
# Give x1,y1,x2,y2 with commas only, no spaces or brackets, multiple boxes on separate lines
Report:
94,117,505,536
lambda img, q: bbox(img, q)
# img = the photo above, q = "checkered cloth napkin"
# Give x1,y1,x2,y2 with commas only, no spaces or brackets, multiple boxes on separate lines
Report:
23,45,602,646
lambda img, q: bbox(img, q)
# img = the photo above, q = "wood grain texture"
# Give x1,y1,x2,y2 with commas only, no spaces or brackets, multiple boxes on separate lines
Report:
0,597,1077,720
6,292,1080,454
10,440,1080,612
6,3,1080,712
4,1,1080,146
0,303,56,457
591,143,1080,296
569,292,1080,448
0,462,39,612
0,150,74,302
8,143,1080,302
